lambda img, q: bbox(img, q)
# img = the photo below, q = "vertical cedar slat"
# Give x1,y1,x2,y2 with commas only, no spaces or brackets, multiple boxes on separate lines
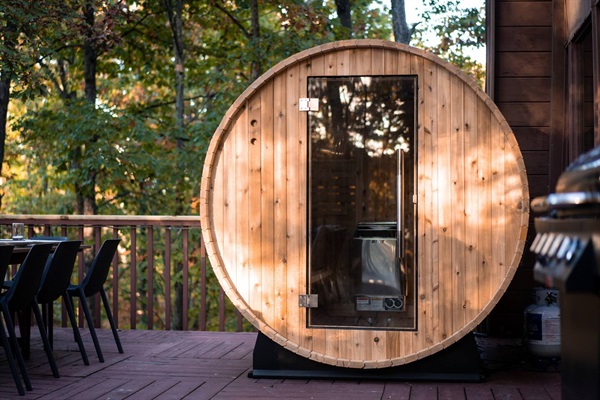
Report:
477,101,492,311
261,80,275,331
272,71,288,338
437,66,452,342
182,228,189,331
130,227,137,329
450,76,466,332
464,87,480,321
285,62,301,349
424,59,439,348
235,104,249,307
223,112,237,318
164,228,172,330
248,92,262,335
147,225,154,330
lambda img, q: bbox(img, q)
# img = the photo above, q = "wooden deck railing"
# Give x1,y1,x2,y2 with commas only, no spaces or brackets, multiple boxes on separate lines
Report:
0,215,248,332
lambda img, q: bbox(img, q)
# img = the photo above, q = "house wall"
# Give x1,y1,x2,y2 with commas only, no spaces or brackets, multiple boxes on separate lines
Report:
490,0,555,336
491,0,600,336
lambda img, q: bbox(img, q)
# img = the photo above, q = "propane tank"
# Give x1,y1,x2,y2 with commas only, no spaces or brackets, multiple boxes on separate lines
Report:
524,289,561,358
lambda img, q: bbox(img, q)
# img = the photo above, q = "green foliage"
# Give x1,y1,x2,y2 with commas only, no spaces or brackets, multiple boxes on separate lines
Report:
411,0,486,86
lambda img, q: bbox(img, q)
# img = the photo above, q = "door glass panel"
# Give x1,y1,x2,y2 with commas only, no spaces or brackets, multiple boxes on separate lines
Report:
307,75,417,330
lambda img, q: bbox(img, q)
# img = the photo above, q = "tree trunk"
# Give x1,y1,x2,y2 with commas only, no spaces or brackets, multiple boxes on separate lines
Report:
250,0,261,80
391,0,411,44
0,19,17,210
335,0,352,38
77,1,98,215
165,0,187,330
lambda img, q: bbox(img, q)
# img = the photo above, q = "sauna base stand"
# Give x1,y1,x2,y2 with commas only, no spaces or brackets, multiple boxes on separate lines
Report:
249,332,482,382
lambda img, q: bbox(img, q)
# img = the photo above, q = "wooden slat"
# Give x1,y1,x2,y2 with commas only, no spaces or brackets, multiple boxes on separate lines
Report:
272,72,288,337
260,80,276,330
451,75,466,332
248,93,263,326
436,66,452,342
463,85,480,322
285,62,302,349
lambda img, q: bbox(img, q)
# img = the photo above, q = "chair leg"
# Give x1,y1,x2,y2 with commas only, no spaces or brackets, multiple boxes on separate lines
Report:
100,289,123,354
62,294,89,365
72,289,104,363
31,303,59,378
1,305,32,391
0,315,25,395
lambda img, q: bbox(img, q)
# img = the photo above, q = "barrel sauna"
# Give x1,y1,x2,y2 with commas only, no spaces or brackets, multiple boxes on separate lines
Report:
200,40,529,369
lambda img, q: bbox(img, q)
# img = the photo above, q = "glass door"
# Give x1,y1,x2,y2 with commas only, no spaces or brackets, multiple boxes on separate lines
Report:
307,75,417,330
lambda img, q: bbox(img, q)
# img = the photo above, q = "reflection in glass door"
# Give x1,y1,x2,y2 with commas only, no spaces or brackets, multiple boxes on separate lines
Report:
307,76,417,330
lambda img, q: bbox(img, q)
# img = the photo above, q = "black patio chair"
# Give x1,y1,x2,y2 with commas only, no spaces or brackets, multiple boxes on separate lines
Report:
35,240,89,365
0,245,15,285
67,238,123,362
0,243,57,392
0,245,26,396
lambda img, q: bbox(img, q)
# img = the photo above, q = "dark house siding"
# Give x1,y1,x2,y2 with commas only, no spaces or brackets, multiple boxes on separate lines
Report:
489,0,554,336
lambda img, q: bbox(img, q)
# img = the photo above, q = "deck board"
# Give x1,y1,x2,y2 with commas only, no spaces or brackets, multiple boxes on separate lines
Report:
0,329,560,399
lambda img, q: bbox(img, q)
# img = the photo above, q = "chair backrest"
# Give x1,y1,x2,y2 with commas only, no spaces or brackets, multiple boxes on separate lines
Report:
4,243,53,312
0,245,14,282
81,239,120,297
36,240,82,304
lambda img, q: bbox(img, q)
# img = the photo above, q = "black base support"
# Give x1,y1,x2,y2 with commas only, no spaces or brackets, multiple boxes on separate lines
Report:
249,331,482,382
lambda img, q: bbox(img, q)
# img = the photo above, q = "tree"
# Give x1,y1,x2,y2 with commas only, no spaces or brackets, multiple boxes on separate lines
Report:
390,0,411,44
0,1,75,209
411,0,486,85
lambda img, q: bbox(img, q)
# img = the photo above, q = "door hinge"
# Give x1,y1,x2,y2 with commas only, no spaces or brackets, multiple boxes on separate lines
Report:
299,98,319,112
299,294,318,308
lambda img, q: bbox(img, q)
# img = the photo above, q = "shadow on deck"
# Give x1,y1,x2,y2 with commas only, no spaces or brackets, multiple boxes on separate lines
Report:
0,329,560,399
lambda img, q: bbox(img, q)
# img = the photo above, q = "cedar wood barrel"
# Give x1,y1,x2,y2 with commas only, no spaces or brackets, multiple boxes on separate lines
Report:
200,40,529,368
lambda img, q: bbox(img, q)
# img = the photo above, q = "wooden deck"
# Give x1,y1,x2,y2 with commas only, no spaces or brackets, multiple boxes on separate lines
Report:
0,328,561,399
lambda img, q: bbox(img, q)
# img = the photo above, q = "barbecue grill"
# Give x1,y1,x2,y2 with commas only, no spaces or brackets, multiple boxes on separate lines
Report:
530,145,600,400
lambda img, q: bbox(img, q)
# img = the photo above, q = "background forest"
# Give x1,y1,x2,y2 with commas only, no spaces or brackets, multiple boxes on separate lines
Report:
1,0,484,216
0,0,484,330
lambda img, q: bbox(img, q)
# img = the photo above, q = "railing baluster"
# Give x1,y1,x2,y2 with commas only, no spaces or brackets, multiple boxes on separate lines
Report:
112,227,120,329
130,227,137,330
164,228,171,330
200,232,207,331
182,228,189,331
147,225,154,330
219,287,225,331
77,226,85,327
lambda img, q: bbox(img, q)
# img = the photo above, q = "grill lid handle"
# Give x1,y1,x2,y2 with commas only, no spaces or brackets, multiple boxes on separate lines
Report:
531,192,600,213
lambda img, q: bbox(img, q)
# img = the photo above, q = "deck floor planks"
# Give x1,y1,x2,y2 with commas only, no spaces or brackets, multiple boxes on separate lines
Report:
0,328,561,399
